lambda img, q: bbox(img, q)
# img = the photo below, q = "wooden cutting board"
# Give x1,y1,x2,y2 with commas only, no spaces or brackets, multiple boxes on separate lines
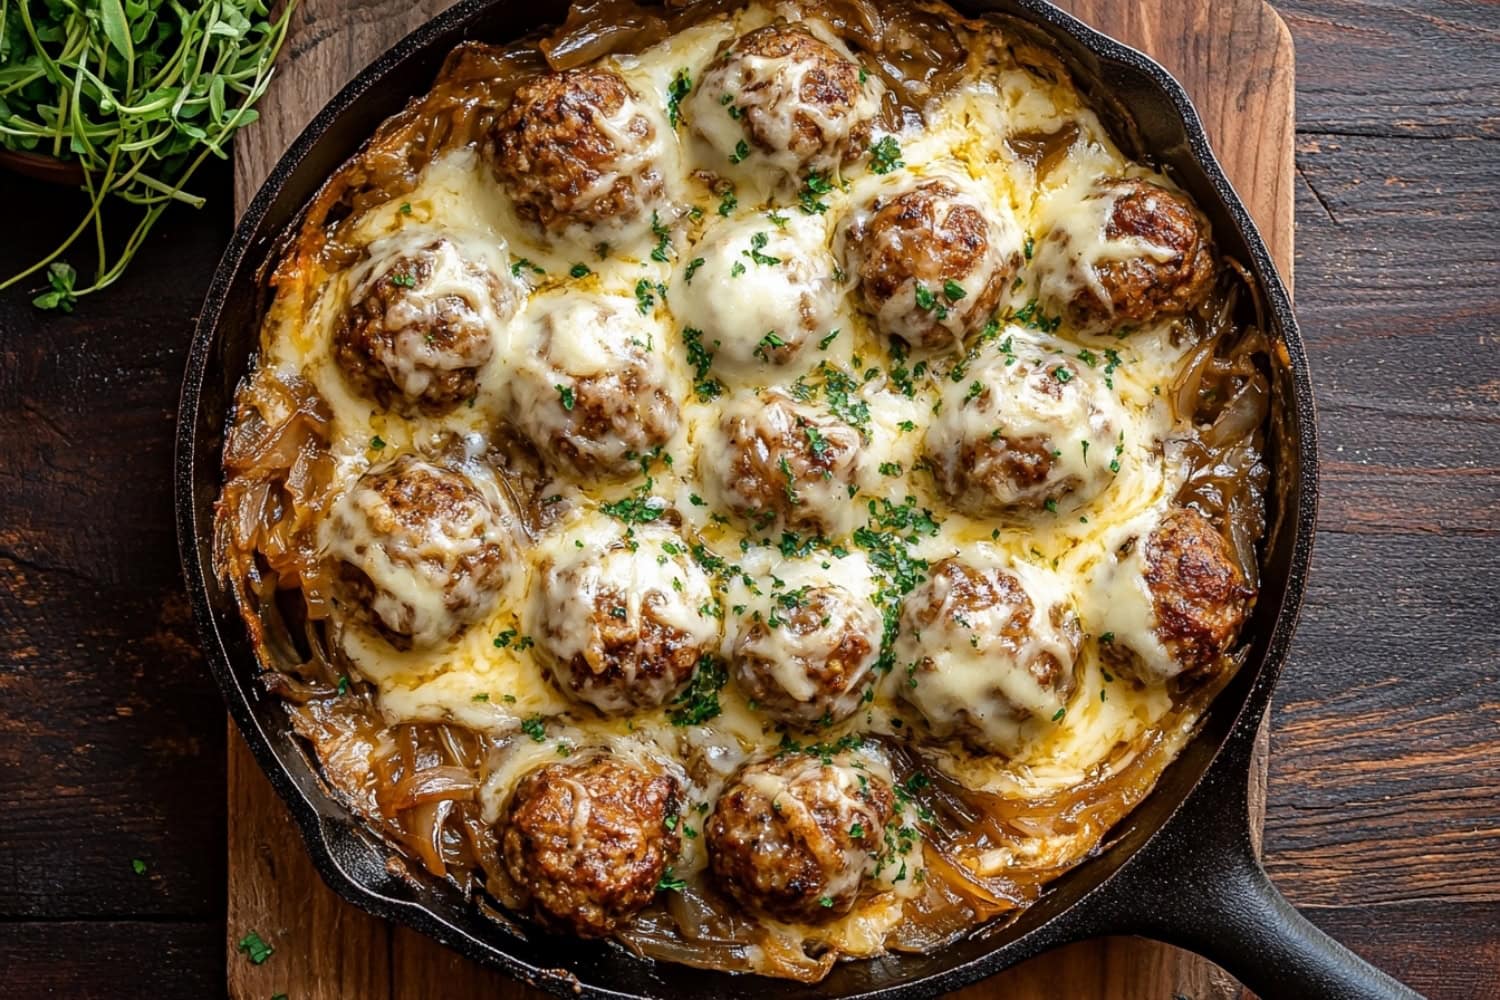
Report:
228,2,1293,996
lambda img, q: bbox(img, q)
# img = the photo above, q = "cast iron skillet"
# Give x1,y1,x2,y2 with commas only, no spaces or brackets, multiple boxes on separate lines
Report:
174,1,1425,997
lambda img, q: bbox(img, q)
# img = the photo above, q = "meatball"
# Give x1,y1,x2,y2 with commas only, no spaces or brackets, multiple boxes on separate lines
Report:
334,236,512,413
672,212,839,376
846,178,1023,352
1035,177,1216,335
707,751,893,922
492,68,665,234
1097,506,1254,681
689,22,879,176
323,455,513,648
502,755,681,937
529,522,720,714
703,389,862,537
732,565,883,727
926,329,1124,517
895,554,1082,755
507,293,680,481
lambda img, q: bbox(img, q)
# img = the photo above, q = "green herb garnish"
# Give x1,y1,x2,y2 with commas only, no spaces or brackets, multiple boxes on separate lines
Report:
2,0,294,309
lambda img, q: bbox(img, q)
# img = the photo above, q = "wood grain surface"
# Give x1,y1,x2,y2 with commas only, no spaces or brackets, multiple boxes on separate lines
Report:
223,2,1291,999
1,2,1496,999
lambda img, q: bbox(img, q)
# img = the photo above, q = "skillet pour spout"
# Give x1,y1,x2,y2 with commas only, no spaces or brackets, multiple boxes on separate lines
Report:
174,0,1425,996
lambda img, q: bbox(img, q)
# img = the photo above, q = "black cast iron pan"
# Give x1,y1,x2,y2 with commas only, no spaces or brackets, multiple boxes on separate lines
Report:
174,1,1425,996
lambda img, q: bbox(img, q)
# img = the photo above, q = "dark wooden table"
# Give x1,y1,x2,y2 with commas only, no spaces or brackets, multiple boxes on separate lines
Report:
1,2,1495,997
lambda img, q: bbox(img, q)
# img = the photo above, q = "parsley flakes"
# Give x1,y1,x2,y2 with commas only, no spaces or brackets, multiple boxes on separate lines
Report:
869,135,904,174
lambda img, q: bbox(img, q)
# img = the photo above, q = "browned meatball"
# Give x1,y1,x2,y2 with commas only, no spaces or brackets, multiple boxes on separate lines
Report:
707,752,893,922
704,389,862,537
529,522,721,715
333,239,509,413
926,335,1124,517
896,555,1082,754
732,575,883,727
502,755,681,937
492,69,663,233
850,179,1022,351
1141,506,1254,676
689,23,878,175
324,455,512,649
508,294,680,481
1038,177,1216,334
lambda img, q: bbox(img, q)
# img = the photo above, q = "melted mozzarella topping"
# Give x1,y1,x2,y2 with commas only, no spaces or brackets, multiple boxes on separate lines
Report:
672,211,841,376
688,16,881,178
926,325,1127,514
322,457,516,648
527,512,720,713
728,550,883,716
842,170,1023,347
894,546,1079,755
246,1,1241,956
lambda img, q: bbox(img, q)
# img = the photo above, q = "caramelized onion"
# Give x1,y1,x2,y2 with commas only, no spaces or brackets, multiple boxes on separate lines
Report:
213,0,1276,981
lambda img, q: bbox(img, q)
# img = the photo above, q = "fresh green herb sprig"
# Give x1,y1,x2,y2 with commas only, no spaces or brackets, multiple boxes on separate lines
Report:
0,0,294,309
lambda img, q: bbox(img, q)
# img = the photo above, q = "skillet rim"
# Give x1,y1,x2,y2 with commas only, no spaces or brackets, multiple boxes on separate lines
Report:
174,1,1318,996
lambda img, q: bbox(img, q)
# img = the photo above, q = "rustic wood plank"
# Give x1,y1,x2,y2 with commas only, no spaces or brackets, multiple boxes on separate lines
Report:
224,3,1293,999
0,161,233,928
0,920,224,1000
1275,0,1500,139
1,3,1494,999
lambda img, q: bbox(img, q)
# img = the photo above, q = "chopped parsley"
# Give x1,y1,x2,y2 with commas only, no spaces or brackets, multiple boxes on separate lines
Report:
668,655,728,726
600,494,666,525
943,279,967,302
718,187,738,217
569,262,592,279
1008,297,1062,333
131,858,147,875
493,629,530,649
818,329,841,350
869,135,904,174
729,138,751,164
1052,366,1073,383
914,281,949,320
236,931,274,965
369,435,385,451
472,693,489,703
1052,707,1066,722
510,257,544,278
753,330,787,362
878,461,903,477
798,171,834,214
634,278,658,315
388,272,416,288
398,202,412,215
743,231,781,266
656,868,688,892
684,257,706,283
650,210,673,262
818,895,835,908
555,385,575,410
520,716,547,742
682,327,725,401
336,675,349,696
666,68,692,128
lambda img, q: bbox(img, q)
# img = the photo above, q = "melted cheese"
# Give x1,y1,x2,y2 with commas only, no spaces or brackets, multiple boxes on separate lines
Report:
687,14,881,179
242,0,1245,958
672,211,841,376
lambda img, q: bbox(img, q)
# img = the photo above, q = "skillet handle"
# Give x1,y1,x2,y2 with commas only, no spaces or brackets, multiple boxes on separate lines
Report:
1138,841,1423,999
1086,752,1425,999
